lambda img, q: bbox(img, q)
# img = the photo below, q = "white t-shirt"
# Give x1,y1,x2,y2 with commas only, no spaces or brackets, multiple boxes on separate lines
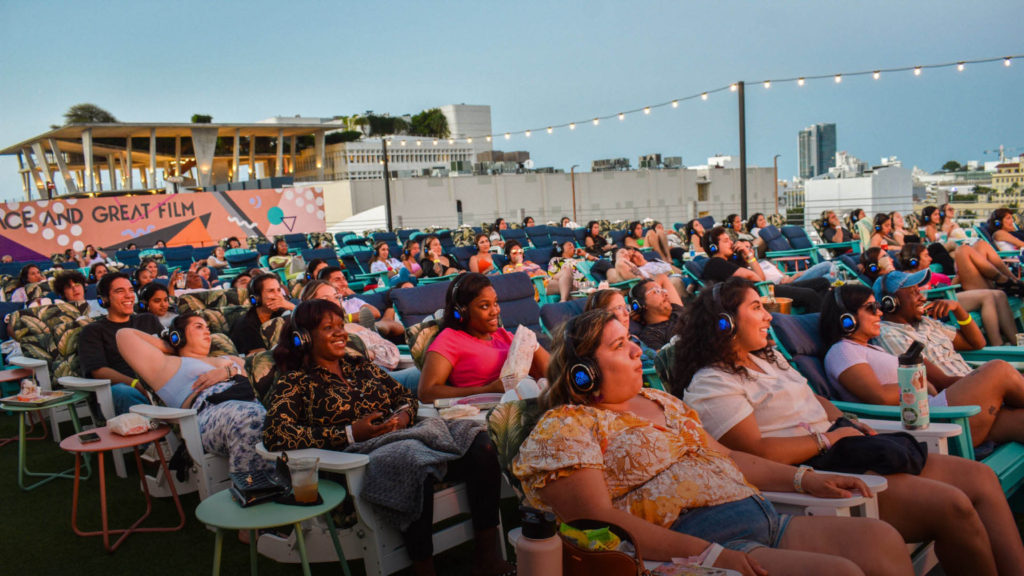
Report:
757,260,784,283
369,258,403,274
340,296,369,315
687,354,830,441
824,339,898,400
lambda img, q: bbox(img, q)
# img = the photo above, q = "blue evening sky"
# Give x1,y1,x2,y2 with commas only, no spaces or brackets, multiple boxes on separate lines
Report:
0,0,1021,202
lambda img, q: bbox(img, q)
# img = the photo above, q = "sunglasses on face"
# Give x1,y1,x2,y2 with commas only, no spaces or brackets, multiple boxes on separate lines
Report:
860,302,881,314
510,249,523,255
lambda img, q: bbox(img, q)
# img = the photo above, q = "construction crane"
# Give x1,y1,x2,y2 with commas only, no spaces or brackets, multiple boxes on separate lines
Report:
983,145,1022,163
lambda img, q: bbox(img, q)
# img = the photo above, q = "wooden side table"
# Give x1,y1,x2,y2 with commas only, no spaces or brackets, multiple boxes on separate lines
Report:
195,479,350,576
2,390,90,490
61,425,185,551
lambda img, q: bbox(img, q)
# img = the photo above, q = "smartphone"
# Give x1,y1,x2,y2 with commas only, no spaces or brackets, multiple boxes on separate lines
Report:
79,432,101,444
372,403,411,426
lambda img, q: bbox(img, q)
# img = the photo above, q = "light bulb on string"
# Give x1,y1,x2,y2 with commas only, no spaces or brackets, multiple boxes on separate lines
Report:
593,118,599,126
873,70,880,80
797,77,805,86
504,132,510,140
699,93,707,101
432,139,438,146
485,135,492,142
957,62,965,71
525,130,531,137
730,83,738,92
763,80,771,89
913,67,922,76
467,137,473,144
618,112,625,121
834,74,842,83
672,100,679,107
416,140,422,146
1005,57,1013,67
448,138,454,144
546,126,553,133
643,107,650,115
400,140,406,146
569,123,576,130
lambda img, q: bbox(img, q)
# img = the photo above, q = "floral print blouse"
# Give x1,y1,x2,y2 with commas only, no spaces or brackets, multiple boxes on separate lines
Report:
262,355,418,451
513,388,757,527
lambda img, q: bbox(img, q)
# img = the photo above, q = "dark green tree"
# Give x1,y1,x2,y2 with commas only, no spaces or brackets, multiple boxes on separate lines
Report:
409,108,450,138
942,160,962,172
191,114,213,123
63,103,117,125
326,131,363,144
355,114,409,137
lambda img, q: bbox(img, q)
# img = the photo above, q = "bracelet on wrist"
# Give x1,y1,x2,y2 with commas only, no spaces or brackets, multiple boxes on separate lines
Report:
818,431,832,451
956,315,973,326
793,465,813,493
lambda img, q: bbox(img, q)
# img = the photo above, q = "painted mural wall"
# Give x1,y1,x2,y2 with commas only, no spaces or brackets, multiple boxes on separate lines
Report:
0,186,325,260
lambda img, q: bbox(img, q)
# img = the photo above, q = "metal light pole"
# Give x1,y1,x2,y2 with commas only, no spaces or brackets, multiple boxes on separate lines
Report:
737,81,747,217
570,164,579,223
382,138,393,232
773,154,781,216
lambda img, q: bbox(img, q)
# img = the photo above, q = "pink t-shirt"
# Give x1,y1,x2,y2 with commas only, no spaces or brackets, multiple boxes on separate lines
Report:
428,327,514,388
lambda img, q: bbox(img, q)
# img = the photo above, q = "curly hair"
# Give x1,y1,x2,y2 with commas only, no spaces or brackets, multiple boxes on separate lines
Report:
540,308,617,411
54,270,86,298
701,226,728,254
672,277,779,397
745,213,764,233
988,208,1013,232
820,283,873,347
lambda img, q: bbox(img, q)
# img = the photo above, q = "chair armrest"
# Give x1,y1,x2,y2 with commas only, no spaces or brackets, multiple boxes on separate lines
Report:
862,419,961,439
832,400,981,419
255,442,369,472
58,376,112,390
961,346,1024,364
763,472,887,508
817,241,860,253
765,248,816,259
130,404,197,420
8,356,47,369
923,285,960,300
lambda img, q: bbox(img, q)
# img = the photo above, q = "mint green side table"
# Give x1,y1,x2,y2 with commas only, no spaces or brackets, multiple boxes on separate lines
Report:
194,479,350,576
1,390,91,490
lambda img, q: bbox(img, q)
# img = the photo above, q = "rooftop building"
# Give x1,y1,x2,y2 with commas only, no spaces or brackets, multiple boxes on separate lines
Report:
798,123,837,179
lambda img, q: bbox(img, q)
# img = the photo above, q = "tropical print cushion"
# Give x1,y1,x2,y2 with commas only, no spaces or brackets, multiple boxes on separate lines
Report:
406,314,445,369
9,301,91,370
209,333,237,357
224,287,249,307
261,316,287,350
486,399,544,501
175,289,227,313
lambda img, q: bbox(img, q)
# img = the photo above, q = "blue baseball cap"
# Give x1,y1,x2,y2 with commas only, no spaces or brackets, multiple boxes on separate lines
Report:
873,269,932,303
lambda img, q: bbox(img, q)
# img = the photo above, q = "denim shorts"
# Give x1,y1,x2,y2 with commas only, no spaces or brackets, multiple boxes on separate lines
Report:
669,495,791,553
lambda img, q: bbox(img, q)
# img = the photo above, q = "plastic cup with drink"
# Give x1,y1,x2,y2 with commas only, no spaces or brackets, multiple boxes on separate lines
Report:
288,456,320,503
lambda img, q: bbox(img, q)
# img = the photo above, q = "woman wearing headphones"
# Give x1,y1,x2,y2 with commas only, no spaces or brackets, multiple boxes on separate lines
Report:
88,262,109,284
115,312,266,475
684,218,706,253
501,240,544,277
514,308,912,576
137,281,176,328
369,241,417,288
418,273,549,402
263,299,513,576
401,240,424,278
869,214,901,250
679,278,1024,575
822,283,1024,447
468,233,499,275
10,263,45,303
987,208,1024,251
419,235,463,278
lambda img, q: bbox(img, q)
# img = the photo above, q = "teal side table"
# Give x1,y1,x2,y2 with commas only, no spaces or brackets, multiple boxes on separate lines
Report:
1,390,91,490
195,479,350,576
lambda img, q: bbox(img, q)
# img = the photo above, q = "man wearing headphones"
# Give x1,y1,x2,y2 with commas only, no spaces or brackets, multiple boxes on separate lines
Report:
629,279,685,350
701,226,825,313
229,273,294,355
78,272,163,415
873,270,993,384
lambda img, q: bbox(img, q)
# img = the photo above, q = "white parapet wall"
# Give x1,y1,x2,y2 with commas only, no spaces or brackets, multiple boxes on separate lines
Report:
322,166,777,231
804,166,913,229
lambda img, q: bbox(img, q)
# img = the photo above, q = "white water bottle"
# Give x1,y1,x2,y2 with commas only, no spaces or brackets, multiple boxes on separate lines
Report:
898,341,929,429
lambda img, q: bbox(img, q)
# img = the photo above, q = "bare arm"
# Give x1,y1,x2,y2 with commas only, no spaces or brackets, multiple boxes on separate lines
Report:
837,363,900,405
718,413,864,466
114,328,178,390
417,351,503,402
469,255,482,274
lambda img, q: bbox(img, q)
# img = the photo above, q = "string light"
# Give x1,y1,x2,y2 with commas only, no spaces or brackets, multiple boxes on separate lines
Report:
400,140,406,146
416,140,422,146
457,54,1020,147
448,138,454,144
467,137,473,143
432,139,438,146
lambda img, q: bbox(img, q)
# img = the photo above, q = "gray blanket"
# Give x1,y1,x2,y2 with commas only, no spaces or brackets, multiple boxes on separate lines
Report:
344,417,486,531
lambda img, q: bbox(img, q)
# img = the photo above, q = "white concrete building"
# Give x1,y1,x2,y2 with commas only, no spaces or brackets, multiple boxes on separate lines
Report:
439,104,493,159
804,166,913,229
294,138,476,181
317,165,778,231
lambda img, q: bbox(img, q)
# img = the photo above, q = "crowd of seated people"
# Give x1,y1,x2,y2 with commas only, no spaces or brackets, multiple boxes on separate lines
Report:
13,210,1024,574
